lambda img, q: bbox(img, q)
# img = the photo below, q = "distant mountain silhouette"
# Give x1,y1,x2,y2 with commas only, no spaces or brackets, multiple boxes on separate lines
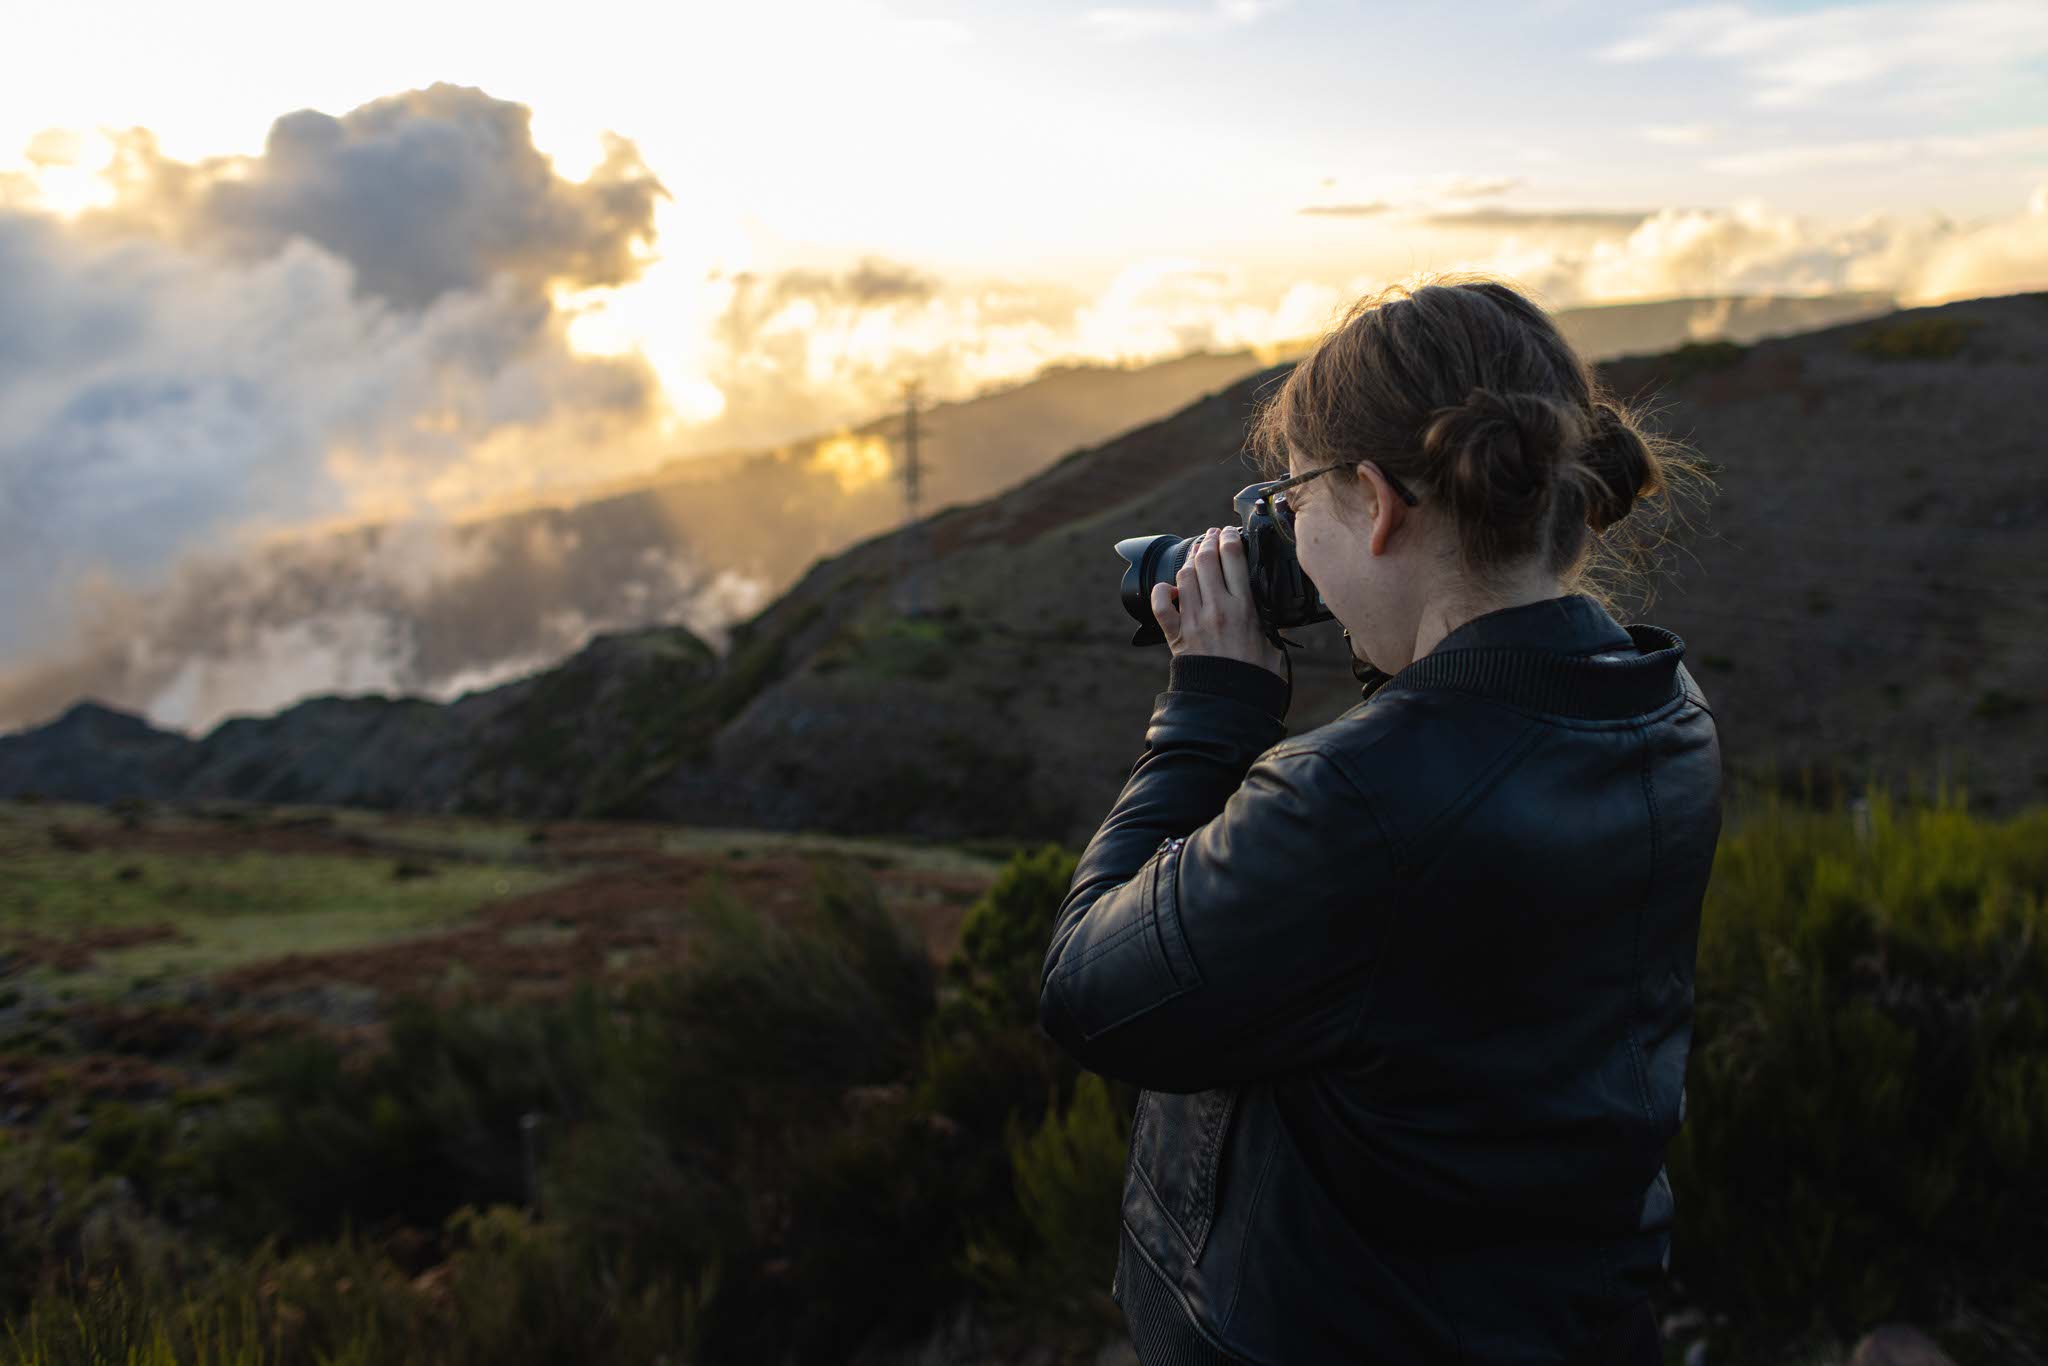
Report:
17,292,2036,836
0,293,1897,737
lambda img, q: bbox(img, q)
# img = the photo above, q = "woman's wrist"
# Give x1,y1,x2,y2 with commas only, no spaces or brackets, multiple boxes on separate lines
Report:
1168,653,1290,720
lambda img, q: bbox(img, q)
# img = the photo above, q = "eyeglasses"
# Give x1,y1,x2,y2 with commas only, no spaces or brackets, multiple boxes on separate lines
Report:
1233,461,1421,543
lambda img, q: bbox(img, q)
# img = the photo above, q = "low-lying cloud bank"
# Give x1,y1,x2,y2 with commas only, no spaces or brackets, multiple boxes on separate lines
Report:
1444,191,2048,307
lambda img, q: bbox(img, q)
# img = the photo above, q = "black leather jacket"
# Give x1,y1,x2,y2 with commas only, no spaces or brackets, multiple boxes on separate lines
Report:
1040,594,1721,1364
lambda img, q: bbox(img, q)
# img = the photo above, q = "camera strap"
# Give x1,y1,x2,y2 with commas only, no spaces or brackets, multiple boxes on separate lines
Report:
1266,624,1303,717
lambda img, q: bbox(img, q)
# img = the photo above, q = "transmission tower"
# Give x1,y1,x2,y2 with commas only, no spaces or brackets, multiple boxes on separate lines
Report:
891,379,933,618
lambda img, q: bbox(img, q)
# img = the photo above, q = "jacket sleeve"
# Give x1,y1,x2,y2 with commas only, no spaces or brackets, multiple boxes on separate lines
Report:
1039,683,1397,1093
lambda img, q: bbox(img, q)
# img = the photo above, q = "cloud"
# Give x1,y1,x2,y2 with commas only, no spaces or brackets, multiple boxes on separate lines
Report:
1433,175,1525,200
1297,201,1396,217
0,84,673,670
1439,190,2048,306
1599,1,2048,109
1085,0,1288,41
80,86,665,312
1420,207,1658,231
0,521,770,735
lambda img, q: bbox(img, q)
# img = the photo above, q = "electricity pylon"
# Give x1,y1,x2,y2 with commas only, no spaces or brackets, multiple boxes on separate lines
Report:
890,379,934,619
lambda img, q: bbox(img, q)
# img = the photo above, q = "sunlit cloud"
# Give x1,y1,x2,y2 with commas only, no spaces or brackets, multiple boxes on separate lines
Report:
1297,201,1396,217
1421,207,1658,231
807,431,897,494
1432,175,1525,200
0,84,670,667
1438,190,2048,306
1600,1,2048,110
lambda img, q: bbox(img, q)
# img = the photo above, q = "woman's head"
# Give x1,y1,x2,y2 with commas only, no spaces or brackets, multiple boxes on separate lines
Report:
1246,273,1702,672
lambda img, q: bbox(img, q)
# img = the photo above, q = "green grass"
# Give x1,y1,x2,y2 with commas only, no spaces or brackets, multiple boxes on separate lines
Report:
0,843,572,996
645,825,1006,879
0,800,1002,999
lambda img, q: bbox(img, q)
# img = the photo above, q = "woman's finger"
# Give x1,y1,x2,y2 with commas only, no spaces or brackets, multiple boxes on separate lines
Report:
1176,548,1204,627
1151,581,1181,646
1191,527,1227,621
1218,525,1252,598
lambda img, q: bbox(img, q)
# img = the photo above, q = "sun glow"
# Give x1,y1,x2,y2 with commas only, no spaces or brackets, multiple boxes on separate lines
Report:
552,194,746,430
807,430,895,494
13,129,120,218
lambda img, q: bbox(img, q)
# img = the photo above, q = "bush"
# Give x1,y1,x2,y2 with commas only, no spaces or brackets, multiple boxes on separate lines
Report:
1852,316,1979,361
0,1210,711,1366
939,843,1079,1039
964,1070,1131,1348
1669,790,2048,1362
0,846,1165,1364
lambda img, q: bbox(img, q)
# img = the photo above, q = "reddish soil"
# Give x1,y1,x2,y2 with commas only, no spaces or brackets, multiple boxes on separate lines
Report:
38,816,519,864
211,850,992,1008
0,923,188,976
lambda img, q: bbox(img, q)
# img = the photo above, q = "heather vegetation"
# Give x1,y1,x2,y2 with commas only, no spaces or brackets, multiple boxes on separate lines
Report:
0,793,2040,1363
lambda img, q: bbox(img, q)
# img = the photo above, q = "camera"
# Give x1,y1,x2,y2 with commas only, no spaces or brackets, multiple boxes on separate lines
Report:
1113,485,1334,648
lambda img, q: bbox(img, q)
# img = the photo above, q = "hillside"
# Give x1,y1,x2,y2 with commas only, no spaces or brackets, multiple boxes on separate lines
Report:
0,293,1895,738
9,292,2039,838
647,293,2048,839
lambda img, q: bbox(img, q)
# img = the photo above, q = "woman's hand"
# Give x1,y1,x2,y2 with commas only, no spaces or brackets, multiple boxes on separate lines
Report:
1151,526,1286,679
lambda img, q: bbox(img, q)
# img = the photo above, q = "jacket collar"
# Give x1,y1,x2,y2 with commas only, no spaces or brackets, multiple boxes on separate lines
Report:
1427,592,1634,657
1377,593,1688,720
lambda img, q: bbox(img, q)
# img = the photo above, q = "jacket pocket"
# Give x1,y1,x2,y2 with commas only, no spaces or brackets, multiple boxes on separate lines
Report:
1127,1084,1240,1266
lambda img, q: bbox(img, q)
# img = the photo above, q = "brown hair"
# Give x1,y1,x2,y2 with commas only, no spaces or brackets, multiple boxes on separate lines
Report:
1245,273,1708,611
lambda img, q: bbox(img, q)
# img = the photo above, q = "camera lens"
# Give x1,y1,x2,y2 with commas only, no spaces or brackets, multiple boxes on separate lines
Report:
1115,534,1195,646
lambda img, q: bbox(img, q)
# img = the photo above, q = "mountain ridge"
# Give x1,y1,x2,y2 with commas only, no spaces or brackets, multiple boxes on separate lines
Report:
11,291,2041,839
0,291,1897,738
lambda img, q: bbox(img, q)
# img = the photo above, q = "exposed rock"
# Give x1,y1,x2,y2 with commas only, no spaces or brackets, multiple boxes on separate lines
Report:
1848,1324,1959,1366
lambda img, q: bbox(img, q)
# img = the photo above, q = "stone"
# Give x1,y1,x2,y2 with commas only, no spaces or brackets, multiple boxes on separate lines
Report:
1848,1324,1958,1366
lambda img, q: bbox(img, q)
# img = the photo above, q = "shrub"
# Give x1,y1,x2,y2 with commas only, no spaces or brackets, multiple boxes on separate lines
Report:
1660,338,1747,381
1669,790,2048,1362
939,843,1079,1039
1852,316,1978,361
964,1070,1131,1347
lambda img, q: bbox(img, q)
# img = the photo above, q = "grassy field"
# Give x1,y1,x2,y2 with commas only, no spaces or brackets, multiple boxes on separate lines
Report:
0,800,1003,1000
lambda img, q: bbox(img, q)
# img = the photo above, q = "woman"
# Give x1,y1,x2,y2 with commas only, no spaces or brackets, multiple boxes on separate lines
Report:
1039,275,1721,1365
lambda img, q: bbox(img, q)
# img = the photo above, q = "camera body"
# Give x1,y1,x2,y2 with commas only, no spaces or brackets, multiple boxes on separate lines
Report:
1114,499,1333,648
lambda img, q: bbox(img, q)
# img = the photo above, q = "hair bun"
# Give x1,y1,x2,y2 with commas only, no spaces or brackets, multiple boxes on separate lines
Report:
1583,399,1659,532
1422,387,1586,563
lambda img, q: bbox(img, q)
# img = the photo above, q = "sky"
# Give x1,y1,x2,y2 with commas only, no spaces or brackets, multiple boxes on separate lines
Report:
2,0,2046,727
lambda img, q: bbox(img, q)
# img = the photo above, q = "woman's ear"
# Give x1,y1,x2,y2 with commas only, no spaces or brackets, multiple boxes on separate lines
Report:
1357,462,1407,556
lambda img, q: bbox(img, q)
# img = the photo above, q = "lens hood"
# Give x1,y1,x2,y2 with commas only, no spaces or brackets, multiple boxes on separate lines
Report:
1115,534,1189,646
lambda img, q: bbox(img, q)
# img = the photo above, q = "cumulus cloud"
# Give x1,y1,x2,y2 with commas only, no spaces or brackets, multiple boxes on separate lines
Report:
1600,1,2048,110
0,83,699,724
79,85,666,310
